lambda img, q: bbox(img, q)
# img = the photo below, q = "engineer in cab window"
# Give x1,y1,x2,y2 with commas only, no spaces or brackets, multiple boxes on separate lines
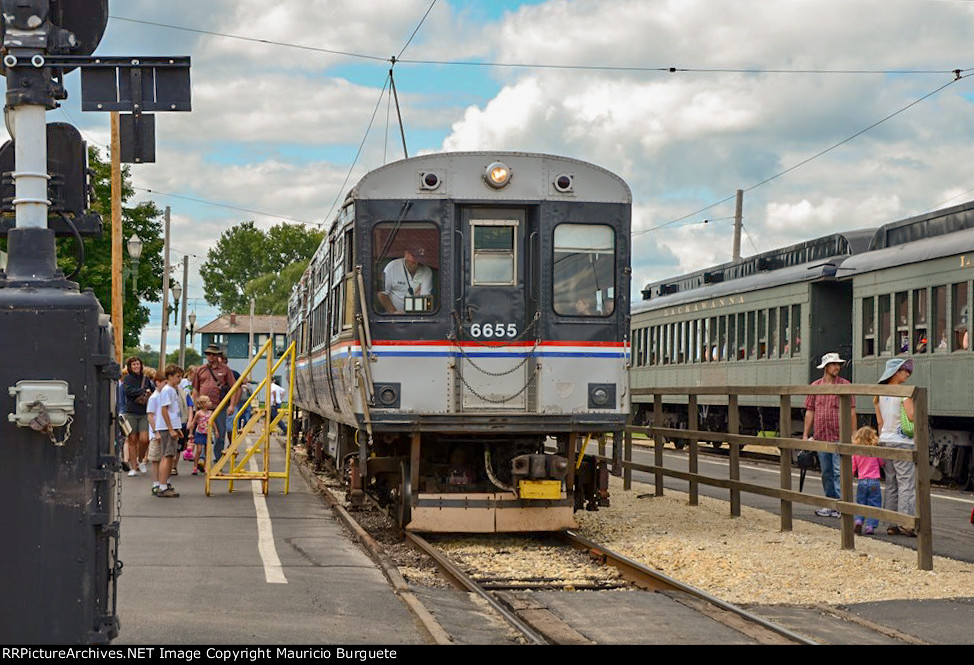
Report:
378,246,433,314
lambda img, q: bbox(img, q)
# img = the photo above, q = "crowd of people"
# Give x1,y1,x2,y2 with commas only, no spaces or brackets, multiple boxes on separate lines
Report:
803,352,918,536
116,343,289,499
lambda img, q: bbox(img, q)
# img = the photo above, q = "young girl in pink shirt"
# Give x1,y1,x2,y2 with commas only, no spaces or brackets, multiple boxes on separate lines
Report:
191,395,213,475
853,426,883,535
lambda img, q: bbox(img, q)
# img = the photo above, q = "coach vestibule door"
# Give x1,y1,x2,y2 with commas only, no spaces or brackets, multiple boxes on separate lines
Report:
459,208,531,410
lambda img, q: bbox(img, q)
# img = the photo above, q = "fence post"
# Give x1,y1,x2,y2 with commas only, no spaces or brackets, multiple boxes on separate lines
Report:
914,387,933,570
654,393,664,497
779,394,793,531
624,429,632,491
688,393,698,506
729,393,741,517
839,394,854,550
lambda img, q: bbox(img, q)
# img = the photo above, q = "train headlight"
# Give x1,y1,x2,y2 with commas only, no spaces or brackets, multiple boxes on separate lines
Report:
484,161,512,189
588,383,616,409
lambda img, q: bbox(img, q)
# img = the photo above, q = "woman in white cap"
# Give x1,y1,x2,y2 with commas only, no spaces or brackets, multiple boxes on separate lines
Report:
875,357,916,537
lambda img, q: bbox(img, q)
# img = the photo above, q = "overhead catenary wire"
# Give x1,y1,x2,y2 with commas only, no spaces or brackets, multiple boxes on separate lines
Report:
107,14,971,77
637,72,971,237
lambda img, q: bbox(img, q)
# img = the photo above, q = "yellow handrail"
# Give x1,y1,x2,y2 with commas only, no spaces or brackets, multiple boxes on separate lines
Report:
204,339,296,497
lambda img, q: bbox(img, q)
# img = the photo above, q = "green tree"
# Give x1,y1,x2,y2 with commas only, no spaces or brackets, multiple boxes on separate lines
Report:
200,221,322,314
56,147,163,347
243,260,309,315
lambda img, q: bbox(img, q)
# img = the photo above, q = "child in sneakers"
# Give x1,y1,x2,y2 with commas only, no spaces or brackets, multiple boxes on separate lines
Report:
154,365,184,498
852,426,883,535
191,395,213,475
145,371,164,495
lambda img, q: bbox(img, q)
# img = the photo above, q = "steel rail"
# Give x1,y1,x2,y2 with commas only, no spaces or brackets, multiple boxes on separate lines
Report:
403,532,549,645
561,531,817,645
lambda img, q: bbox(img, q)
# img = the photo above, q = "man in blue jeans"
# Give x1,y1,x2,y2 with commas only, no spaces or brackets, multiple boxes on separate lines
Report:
192,344,237,465
802,352,856,517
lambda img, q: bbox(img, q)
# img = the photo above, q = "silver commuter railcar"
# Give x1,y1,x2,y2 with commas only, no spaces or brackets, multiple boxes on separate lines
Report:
287,152,632,531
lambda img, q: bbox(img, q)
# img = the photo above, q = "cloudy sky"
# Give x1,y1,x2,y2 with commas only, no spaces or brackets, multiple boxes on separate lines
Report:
6,0,974,351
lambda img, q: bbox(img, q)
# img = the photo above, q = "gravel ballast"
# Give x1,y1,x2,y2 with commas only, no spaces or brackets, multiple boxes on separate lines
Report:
574,476,974,606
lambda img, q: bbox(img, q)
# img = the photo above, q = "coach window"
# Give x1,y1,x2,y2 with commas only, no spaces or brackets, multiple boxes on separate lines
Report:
664,324,669,363
651,327,659,365
757,310,767,359
473,221,517,286
790,304,801,356
342,228,355,332
913,290,928,353
895,291,909,355
746,311,756,359
710,316,720,362
718,316,727,361
691,320,699,362
727,314,736,361
862,297,875,357
933,285,947,351
768,309,777,358
373,222,439,315
741,312,748,359
952,282,969,351
672,322,679,364
553,224,615,316
878,295,891,354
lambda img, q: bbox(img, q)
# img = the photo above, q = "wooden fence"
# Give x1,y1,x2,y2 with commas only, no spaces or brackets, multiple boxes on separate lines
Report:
623,384,933,570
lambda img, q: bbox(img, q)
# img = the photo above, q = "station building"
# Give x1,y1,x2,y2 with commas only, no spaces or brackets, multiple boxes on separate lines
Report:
197,313,288,386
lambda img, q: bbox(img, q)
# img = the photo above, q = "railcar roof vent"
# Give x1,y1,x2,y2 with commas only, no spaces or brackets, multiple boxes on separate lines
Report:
659,283,678,295
757,257,782,271
641,287,652,300
703,270,724,284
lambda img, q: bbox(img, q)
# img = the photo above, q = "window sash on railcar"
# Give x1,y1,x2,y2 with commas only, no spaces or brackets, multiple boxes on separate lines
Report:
371,221,441,316
552,223,616,317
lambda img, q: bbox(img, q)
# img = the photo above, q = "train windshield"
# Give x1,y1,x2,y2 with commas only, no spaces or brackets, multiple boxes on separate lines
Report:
373,221,440,315
553,223,615,317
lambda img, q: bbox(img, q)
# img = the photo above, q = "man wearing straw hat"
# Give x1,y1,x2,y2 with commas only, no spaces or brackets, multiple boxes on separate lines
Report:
192,344,236,463
802,352,856,517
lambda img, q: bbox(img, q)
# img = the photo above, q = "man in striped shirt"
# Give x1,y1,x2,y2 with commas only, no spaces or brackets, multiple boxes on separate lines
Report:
802,352,856,517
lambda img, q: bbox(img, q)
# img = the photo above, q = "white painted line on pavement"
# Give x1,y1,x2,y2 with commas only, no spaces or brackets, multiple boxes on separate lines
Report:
249,455,287,584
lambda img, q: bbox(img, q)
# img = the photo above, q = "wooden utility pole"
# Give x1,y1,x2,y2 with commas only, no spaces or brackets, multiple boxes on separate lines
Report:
249,297,255,362
732,189,743,261
111,112,124,363
159,206,171,371
178,255,189,368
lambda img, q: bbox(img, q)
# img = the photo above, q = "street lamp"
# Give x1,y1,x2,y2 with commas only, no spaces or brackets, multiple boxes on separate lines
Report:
187,310,197,344
124,233,143,292
171,282,182,325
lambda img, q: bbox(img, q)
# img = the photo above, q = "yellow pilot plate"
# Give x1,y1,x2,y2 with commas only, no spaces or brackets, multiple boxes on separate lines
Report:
518,480,562,500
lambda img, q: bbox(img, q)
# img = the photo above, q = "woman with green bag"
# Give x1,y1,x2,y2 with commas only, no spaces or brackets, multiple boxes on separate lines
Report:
874,358,916,537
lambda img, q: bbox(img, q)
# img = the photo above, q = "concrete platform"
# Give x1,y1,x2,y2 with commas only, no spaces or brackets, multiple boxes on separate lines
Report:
113,440,428,644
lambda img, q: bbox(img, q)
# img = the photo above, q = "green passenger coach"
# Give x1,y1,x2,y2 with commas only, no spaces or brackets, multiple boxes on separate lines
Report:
841,201,974,484
630,231,874,442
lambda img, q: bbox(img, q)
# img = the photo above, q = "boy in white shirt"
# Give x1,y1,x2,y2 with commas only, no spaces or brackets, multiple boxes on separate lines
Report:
144,369,162,493
154,365,185,498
